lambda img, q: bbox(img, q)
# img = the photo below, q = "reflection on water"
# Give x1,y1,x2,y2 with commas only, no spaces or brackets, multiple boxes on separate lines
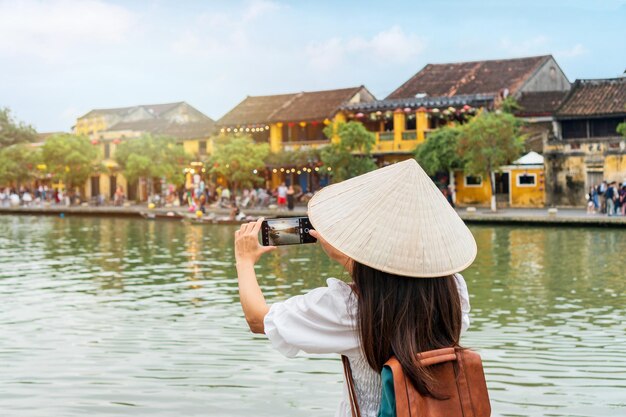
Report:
0,216,624,416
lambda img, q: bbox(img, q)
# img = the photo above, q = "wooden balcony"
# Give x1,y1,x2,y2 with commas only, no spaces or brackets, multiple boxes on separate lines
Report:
378,131,394,141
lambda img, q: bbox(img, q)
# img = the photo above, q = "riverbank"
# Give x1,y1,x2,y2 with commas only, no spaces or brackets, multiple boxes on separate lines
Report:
2,204,626,227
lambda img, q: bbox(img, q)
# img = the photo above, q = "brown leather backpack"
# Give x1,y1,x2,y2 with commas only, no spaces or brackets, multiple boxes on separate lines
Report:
342,347,491,417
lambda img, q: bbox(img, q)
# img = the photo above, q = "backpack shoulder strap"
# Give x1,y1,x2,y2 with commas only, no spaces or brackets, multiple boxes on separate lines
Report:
385,357,411,417
341,355,361,417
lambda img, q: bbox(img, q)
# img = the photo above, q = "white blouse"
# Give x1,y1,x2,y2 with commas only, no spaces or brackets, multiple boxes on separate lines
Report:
264,274,471,417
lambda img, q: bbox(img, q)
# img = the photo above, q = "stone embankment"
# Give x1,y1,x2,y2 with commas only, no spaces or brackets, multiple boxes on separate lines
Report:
2,205,626,227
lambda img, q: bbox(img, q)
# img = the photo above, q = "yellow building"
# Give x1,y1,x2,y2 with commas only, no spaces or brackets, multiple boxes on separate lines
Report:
453,152,546,208
217,86,375,190
338,98,489,167
75,102,215,201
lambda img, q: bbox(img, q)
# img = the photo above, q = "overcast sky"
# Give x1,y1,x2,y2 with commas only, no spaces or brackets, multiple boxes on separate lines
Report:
1,0,625,132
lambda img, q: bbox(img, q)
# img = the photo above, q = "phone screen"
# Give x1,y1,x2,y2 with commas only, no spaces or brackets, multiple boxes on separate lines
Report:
261,217,317,246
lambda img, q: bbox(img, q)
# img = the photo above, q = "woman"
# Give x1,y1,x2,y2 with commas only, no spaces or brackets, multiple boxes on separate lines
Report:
235,160,476,417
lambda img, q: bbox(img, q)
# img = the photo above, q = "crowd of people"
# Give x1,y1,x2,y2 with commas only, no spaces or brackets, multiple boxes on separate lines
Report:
0,186,83,207
587,181,626,216
0,185,128,208
183,179,313,215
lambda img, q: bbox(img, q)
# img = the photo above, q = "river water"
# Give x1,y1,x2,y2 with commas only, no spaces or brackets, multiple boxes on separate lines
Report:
0,216,624,417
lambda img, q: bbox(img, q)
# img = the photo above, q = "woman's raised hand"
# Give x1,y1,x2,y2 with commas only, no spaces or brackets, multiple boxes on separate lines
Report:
234,218,276,267
309,229,353,273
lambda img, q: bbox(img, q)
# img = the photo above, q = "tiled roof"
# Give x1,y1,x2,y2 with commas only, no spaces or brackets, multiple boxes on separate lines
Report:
387,55,551,100
269,87,364,122
557,78,626,117
107,119,216,140
218,87,367,126
80,102,185,119
515,91,569,116
341,93,495,112
218,93,299,126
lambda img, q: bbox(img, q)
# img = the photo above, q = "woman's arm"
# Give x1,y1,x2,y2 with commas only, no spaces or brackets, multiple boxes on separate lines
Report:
234,218,276,334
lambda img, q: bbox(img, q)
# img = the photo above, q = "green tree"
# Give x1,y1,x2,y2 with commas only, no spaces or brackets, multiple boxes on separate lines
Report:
320,121,377,182
115,134,191,194
264,147,321,168
499,96,523,114
42,134,99,190
457,112,524,211
617,121,626,138
414,126,463,176
0,108,38,148
209,134,270,191
0,144,42,187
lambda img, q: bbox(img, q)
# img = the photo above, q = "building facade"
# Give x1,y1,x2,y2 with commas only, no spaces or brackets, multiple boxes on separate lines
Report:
545,78,626,206
217,86,376,190
75,102,215,201
338,55,569,207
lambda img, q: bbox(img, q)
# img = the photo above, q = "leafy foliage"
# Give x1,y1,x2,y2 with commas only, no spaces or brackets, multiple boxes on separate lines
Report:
208,134,270,190
0,108,38,148
457,112,524,175
264,147,321,167
320,121,377,182
499,96,523,114
42,134,99,188
115,134,191,187
414,126,462,175
617,121,626,138
457,111,524,211
0,144,42,186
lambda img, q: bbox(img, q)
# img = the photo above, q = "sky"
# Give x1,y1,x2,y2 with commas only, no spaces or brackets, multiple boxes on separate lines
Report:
1,0,625,132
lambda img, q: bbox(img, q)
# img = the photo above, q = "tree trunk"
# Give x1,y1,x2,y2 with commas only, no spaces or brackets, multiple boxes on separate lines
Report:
489,170,497,212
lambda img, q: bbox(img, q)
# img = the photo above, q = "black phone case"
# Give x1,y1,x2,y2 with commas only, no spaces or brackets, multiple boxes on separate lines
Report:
261,217,317,246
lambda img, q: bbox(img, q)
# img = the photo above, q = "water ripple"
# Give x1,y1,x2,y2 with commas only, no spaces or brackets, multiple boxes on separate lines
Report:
0,217,624,416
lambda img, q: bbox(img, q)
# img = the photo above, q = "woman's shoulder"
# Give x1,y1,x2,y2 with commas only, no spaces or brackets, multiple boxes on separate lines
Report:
325,277,352,294
299,278,355,312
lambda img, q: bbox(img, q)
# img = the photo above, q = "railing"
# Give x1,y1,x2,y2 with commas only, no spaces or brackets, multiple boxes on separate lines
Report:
379,131,394,141
282,139,330,151
402,130,417,140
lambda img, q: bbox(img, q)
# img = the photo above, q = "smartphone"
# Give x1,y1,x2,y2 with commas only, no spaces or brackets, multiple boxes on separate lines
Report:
261,217,317,246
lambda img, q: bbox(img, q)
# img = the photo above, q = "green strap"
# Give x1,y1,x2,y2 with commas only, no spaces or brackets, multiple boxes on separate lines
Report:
378,365,396,417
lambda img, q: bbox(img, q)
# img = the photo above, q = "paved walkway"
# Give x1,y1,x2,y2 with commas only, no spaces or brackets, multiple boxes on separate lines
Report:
1,204,625,227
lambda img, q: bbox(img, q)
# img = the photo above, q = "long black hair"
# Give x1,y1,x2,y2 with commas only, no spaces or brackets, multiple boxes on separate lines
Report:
351,260,462,397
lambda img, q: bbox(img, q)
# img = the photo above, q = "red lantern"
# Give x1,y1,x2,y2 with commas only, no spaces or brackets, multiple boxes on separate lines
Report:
403,107,412,113
355,112,364,119
311,121,319,126
288,122,296,127
91,139,99,145
113,138,121,145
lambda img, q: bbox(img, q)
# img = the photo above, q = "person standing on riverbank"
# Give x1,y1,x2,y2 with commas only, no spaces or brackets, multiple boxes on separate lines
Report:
605,182,616,216
235,159,477,417
277,182,287,211
286,185,295,211
619,184,626,216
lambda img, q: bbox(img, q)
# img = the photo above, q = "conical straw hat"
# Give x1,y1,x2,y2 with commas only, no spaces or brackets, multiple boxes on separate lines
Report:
308,159,477,278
